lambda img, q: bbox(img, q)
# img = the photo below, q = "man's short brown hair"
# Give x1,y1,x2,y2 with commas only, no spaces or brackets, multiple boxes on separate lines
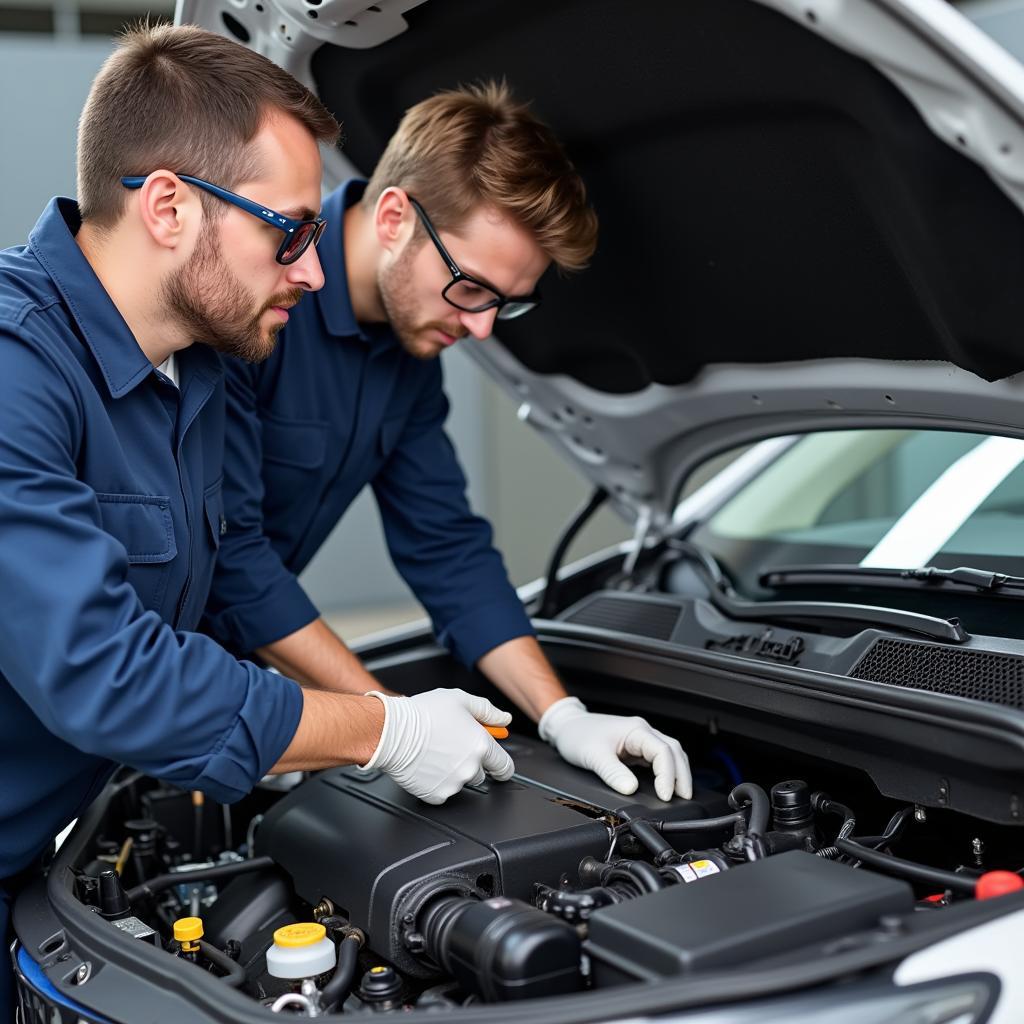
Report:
364,81,597,272
77,22,340,226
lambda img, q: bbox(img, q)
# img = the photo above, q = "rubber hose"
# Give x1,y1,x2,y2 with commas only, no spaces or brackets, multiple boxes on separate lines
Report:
728,783,770,836
812,794,856,840
659,812,746,832
628,820,676,862
834,839,977,896
321,934,361,1011
125,855,277,902
610,860,664,893
198,940,245,988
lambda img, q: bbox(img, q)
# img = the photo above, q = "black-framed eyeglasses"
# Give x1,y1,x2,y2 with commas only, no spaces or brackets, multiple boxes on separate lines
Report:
407,196,541,321
121,174,327,266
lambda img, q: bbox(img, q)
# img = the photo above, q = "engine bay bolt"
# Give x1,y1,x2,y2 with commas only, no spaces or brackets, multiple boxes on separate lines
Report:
75,964,90,984
914,806,927,823
312,898,335,921
972,838,985,866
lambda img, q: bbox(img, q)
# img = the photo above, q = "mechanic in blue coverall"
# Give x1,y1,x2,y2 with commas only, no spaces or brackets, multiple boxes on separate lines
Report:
203,84,694,804
0,29,518,1017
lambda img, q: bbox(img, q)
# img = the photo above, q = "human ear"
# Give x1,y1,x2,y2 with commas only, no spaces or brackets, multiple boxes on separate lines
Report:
374,186,413,252
134,170,197,252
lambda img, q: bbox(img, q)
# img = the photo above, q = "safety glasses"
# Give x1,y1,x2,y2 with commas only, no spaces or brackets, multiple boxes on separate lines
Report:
121,174,326,266
408,196,541,320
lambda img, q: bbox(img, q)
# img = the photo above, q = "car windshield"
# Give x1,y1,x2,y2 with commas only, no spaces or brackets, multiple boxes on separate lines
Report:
686,429,1024,603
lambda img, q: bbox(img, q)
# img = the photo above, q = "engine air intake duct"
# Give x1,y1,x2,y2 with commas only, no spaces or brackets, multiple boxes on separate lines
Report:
418,894,582,1001
585,851,913,984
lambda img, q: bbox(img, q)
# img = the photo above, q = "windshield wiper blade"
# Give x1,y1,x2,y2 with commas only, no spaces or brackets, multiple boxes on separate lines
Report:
760,564,1024,594
668,541,969,643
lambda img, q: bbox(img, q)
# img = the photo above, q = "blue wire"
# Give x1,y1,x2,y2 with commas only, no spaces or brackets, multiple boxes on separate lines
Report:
712,746,743,787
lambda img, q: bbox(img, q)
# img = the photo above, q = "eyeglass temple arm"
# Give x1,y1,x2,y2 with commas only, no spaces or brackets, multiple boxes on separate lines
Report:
121,175,302,233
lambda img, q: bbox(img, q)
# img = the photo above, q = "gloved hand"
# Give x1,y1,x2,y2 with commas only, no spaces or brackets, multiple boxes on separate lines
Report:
361,688,515,804
538,697,692,801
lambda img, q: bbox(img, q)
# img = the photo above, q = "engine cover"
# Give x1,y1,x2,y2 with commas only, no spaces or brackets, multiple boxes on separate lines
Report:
257,735,726,975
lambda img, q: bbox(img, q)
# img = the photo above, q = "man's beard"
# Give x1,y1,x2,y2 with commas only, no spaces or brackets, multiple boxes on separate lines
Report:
378,239,466,360
162,230,300,364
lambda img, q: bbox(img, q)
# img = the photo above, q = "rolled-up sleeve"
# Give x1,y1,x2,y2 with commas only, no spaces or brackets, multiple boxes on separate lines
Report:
0,333,302,803
372,366,534,666
202,357,319,654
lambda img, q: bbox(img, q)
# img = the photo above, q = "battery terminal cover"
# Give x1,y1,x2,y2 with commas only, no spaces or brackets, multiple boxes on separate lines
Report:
267,922,337,979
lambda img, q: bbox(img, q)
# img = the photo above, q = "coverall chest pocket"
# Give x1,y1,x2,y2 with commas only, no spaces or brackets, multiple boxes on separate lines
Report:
96,492,176,612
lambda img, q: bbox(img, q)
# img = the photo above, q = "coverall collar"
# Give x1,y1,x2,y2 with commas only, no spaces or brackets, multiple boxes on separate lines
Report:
27,197,221,399
314,179,365,339
314,179,398,354
28,198,157,399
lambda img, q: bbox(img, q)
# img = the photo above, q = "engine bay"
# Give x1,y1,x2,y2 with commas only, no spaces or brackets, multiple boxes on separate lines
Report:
60,724,1024,1016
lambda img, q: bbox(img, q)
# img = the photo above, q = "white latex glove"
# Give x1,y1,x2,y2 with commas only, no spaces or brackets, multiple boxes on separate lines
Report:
538,697,692,801
361,688,515,804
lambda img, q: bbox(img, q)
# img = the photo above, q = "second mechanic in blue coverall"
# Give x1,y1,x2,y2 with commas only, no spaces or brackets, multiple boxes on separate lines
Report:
203,84,694,802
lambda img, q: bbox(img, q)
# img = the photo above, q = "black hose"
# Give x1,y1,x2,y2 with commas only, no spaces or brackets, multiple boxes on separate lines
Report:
659,812,746,833
742,833,769,862
728,783,769,836
539,487,608,619
125,855,277,902
198,940,245,988
834,839,978,896
812,794,856,840
602,867,658,897
581,856,664,895
617,859,665,893
321,934,361,1011
628,820,677,863
853,807,915,850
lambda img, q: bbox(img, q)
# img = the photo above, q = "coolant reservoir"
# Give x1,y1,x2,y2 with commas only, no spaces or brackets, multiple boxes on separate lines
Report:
266,922,337,979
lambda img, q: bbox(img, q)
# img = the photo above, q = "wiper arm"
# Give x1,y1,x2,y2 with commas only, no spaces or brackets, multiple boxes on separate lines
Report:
760,564,1024,595
668,541,969,643
721,595,968,643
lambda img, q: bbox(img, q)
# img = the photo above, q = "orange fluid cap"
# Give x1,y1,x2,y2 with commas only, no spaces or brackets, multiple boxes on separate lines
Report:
484,725,509,739
173,917,204,943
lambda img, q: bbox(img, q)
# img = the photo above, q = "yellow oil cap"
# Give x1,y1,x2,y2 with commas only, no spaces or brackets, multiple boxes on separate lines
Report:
273,922,327,948
173,917,204,943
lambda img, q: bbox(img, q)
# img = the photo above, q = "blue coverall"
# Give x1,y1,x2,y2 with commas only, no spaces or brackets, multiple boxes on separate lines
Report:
0,199,303,1014
203,180,534,666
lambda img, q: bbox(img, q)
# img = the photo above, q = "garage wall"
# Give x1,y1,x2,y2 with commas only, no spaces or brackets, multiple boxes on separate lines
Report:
0,36,116,246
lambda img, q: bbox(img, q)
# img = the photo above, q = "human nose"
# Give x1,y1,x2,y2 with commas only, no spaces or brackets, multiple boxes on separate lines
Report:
458,307,499,340
286,241,326,292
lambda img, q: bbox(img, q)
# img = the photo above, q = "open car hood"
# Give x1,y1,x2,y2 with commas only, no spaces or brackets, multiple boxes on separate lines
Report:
179,0,1024,536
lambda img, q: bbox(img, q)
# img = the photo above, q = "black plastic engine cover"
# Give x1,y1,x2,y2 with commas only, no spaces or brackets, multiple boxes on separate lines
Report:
257,735,726,976
586,850,915,983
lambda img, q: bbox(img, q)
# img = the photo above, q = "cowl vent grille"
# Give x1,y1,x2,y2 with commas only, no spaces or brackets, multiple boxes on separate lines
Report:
851,639,1024,708
562,596,680,642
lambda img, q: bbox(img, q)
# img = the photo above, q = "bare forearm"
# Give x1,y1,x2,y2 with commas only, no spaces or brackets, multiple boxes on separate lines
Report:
257,618,390,694
476,635,568,722
270,689,385,772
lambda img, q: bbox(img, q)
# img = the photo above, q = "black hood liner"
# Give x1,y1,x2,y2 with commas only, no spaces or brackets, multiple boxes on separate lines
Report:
313,0,1024,394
